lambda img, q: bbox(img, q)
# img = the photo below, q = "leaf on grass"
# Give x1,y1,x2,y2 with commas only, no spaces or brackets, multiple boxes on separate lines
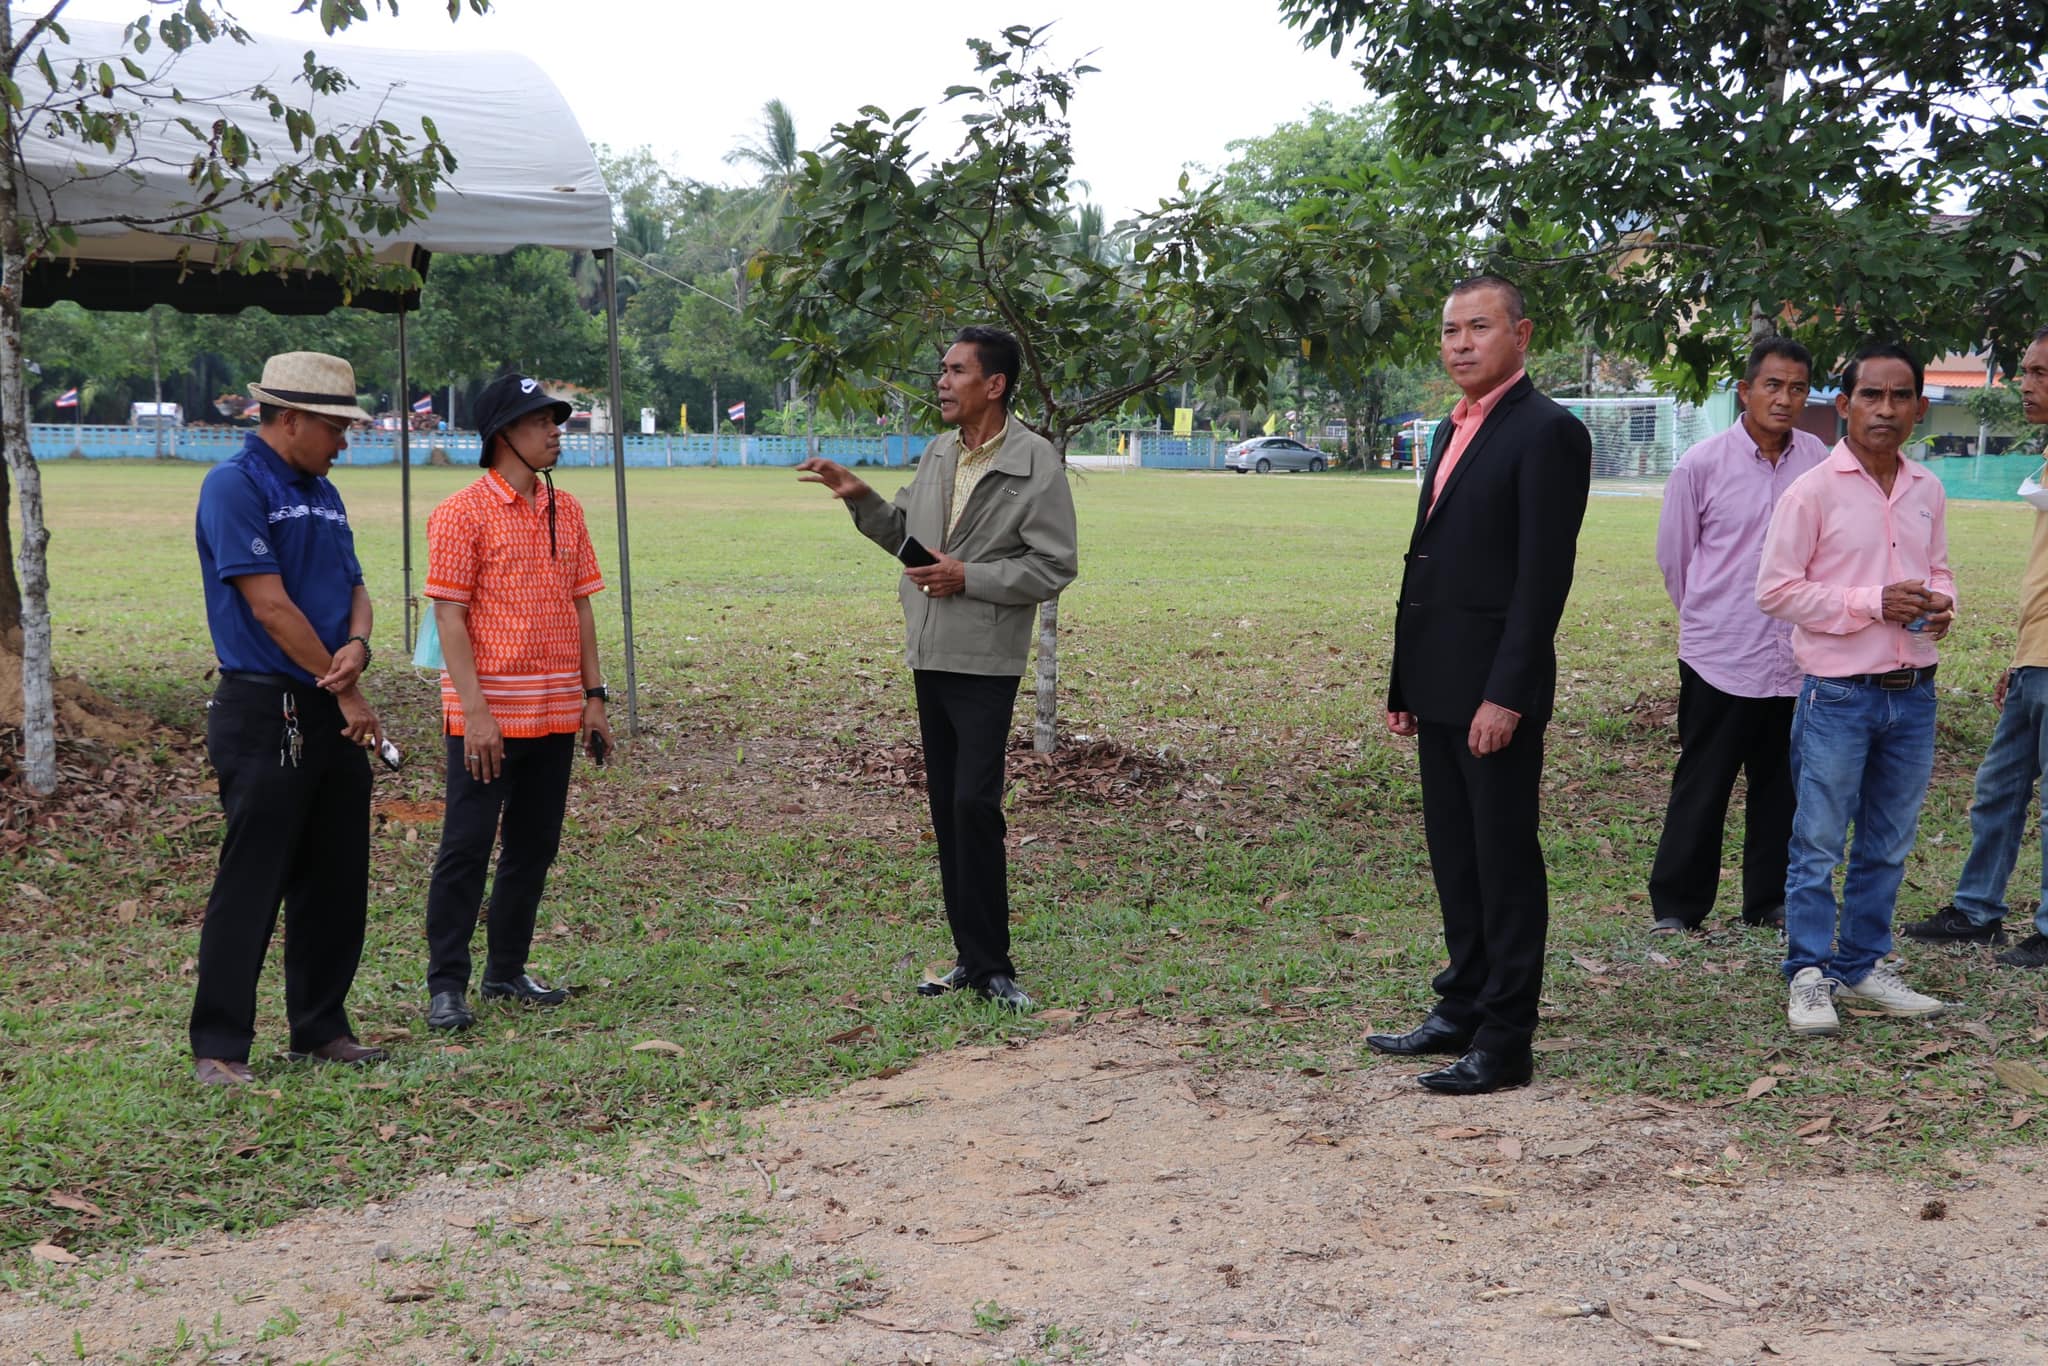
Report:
1909,1039,1958,1062
1530,1038,1577,1053
505,1212,545,1227
1744,1076,1778,1101
1674,1276,1742,1307
1530,1138,1597,1159
29,1242,78,1265
2010,1108,2039,1131
444,1214,476,1229
824,1024,877,1046
47,1191,104,1218
1793,1116,1834,1138
114,899,139,924
1955,1020,2000,1046
382,1285,438,1303
1570,954,1610,975
577,1235,644,1248
376,1124,398,1142
1991,1058,2048,1097
631,1039,687,1055
230,1144,264,1159
1035,1008,1082,1024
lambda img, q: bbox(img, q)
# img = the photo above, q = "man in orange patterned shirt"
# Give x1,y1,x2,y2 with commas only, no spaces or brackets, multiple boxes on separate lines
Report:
422,374,612,1032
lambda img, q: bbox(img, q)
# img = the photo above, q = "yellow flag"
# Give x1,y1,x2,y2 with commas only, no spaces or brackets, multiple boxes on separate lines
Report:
679,404,688,432
1172,407,1194,437
1263,411,1280,435
1117,432,1126,455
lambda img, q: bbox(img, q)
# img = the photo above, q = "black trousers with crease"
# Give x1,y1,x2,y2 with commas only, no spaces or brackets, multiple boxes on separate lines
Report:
914,670,1019,987
1416,718,1549,1054
425,732,575,997
190,676,371,1061
1648,662,1795,928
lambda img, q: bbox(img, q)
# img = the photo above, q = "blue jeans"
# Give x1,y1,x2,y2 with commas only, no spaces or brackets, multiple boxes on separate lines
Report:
1952,667,2048,937
1782,672,1937,986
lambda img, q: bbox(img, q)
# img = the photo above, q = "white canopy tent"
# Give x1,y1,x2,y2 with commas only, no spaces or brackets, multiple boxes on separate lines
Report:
18,18,641,729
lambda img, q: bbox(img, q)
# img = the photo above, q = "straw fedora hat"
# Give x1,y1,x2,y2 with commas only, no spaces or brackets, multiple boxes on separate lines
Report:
246,352,372,422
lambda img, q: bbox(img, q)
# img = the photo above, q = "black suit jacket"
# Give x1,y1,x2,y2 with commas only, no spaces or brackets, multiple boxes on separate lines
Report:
1387,376,1591,728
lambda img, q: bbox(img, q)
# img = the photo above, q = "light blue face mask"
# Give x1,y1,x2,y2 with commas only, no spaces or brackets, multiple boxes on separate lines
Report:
2021,465,2048,512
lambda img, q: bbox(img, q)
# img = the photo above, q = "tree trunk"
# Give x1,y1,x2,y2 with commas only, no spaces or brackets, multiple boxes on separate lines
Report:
0,42,58,794
1034,430,1070,753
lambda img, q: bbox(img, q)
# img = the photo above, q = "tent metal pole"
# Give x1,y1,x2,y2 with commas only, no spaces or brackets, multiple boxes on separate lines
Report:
600,247,639,737
398,310,414,653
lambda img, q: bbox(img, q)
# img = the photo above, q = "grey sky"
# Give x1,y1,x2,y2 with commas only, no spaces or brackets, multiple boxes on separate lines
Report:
62,0,1377,218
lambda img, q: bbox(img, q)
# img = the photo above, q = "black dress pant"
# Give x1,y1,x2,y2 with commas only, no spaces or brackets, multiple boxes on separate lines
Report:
1648,662,1795,928
190,676,371,1061
914,670,1019,987
1416,718,1549,1053
425,732,575,997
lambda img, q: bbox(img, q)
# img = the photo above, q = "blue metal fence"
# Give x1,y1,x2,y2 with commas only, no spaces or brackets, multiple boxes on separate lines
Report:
28,424,935,468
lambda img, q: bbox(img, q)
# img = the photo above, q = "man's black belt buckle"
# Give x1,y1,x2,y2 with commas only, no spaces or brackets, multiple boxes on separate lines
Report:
1872,666,1931,691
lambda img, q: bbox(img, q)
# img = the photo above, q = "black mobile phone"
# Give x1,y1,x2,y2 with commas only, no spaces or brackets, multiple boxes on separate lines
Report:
897,535,938,568
587,730,609,766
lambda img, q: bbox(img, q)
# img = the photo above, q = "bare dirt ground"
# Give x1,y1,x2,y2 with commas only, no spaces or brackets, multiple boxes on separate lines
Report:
9,1018,2043,1365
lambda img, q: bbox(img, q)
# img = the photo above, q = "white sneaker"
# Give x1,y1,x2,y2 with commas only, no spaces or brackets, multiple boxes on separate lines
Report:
1787,967,1839,1036
1836,960,1946,1018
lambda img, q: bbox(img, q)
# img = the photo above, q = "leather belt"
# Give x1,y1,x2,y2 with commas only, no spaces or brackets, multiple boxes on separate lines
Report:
218,670,314,690
1829,665,1937,691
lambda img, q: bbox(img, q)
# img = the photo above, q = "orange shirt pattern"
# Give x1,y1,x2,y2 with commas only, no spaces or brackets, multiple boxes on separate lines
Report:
424,470,604,737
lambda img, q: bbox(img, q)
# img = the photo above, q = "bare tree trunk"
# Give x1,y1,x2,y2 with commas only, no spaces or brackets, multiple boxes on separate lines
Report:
1033,431,1071,753
0,23,58,794
1034,595,1058,753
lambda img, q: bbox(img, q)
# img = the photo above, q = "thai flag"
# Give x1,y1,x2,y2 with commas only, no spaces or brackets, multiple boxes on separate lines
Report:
727,401,746,422
54,388,78,408
240,402,260,419
412,394,434,414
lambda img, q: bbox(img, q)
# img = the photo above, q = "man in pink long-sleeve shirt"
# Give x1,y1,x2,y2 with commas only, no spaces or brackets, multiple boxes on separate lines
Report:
1755,342,1954,1038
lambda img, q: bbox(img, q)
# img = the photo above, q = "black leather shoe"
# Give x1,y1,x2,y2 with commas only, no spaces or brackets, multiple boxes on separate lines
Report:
480,974,569,1007
1365,1012,1475,1057
917,965,970,997
1416,1046,1534,1095
427,990,475,1032
976,974,1036,1011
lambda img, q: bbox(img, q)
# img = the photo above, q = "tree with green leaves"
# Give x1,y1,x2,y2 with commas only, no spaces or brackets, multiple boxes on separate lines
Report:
760,25,1407,746
0,0,486,796
1280,0,2048,392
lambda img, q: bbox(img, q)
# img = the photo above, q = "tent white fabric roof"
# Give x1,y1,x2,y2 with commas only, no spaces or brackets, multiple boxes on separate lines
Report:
22,17,613,279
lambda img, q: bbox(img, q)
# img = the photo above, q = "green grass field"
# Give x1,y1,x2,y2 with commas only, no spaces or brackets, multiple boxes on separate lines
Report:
6,460,2047,1271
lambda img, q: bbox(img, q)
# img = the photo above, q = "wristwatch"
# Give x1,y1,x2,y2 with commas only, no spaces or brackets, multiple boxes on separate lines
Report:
585,685,610,702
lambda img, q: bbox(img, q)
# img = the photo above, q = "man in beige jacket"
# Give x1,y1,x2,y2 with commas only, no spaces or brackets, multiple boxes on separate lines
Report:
797,325,1078,1008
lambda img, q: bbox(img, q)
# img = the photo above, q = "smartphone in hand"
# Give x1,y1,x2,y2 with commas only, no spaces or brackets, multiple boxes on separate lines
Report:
586,730,609,766
897,535,938,568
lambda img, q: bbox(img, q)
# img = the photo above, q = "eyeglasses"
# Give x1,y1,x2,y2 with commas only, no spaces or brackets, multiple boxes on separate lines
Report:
300,412,352,437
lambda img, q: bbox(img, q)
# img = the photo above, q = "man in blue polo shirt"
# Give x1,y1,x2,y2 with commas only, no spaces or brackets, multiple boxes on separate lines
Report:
189,351,388,1086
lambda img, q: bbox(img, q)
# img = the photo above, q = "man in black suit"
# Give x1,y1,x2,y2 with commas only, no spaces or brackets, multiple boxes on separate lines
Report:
1368,274,1592,1095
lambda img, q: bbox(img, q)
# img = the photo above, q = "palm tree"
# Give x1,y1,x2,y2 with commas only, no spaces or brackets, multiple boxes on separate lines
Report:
724,98,804,251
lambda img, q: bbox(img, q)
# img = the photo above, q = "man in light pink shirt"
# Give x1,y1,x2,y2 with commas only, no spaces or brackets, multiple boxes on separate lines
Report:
1651,337,1829,934
1755,342,1954,1038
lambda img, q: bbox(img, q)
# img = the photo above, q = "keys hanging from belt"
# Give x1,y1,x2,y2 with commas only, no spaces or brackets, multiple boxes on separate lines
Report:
279,691,303,768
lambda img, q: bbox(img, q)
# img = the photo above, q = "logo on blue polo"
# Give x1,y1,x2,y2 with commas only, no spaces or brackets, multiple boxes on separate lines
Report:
251,535,270,557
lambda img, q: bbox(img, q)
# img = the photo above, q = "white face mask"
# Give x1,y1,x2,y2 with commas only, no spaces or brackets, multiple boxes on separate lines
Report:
2020,465,2048,512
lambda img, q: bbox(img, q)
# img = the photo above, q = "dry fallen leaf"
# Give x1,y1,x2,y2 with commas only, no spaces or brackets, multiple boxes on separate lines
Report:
630,1039,687,1055
1991,1058,2048,1098
47,1191,104,1218
114,898,139,924
28,1242,78,1265
823,1024,877,1046
382,1285,438,1304
1434,1126,1497,1141
1793,1116,1834,1138
1035,1008,1082,1024
1744,1076,1779,1101
577,1235,644,1249
931,1227,1000,1245
1674,1275,1742,1308
2009,1109,2039,1131
1083,1106,1116,1126
1530,1138,1597,1159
